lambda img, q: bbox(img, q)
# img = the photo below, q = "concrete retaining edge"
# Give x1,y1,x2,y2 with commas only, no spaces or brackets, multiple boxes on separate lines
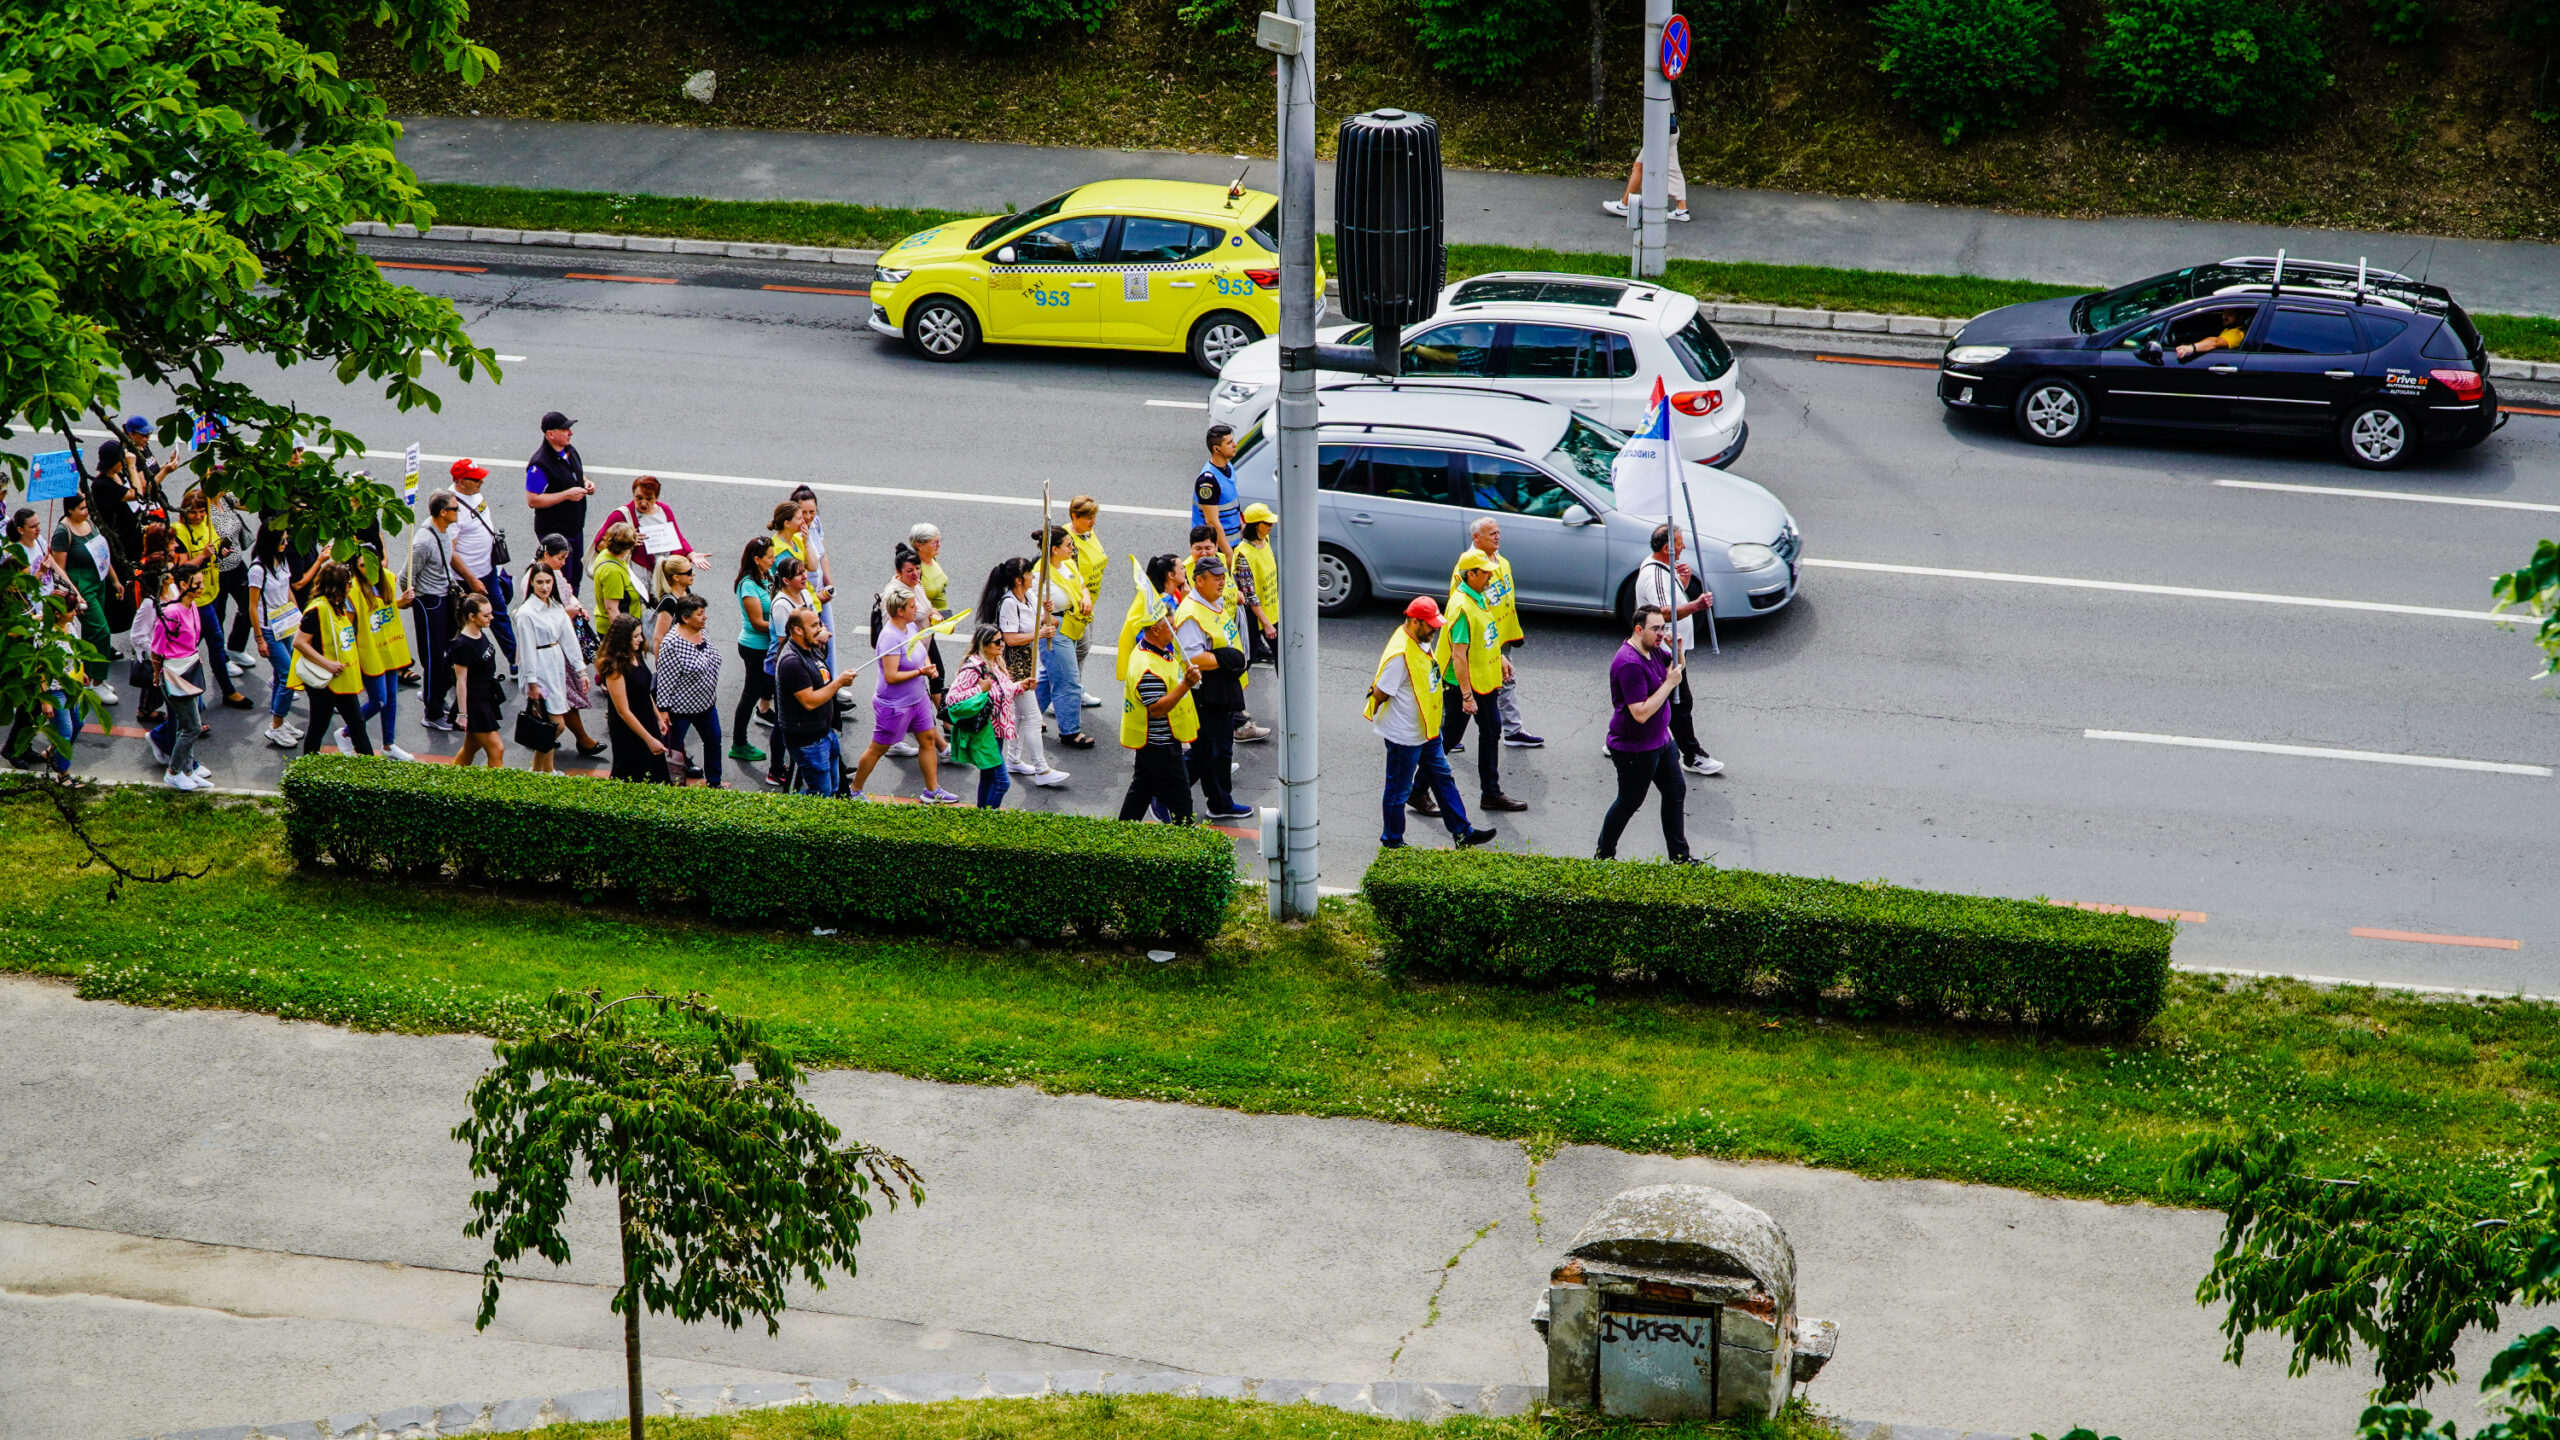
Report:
343,220,2560,379
127,1367,2010,1440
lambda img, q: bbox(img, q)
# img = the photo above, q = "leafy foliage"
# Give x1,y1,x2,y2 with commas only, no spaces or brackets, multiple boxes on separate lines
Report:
2366,0,2439,46
2492,539,2560,677
0,0,497,733
703,0,1114,51
1414,0,1574,86
1873,0,2063,144
2180,1129,2560,1438
1362,848,2172,1033
2086,0,2332,140
279,754,1238,944
455,988,922,1440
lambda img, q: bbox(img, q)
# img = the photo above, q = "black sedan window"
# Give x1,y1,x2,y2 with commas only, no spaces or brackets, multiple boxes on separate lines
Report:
2258,307,2362,355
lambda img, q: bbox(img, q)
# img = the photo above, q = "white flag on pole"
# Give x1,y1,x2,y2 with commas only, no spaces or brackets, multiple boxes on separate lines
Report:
1608,376,1682,522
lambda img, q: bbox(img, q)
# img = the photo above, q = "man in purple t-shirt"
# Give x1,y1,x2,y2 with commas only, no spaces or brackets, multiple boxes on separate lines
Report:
1597,605,1695,863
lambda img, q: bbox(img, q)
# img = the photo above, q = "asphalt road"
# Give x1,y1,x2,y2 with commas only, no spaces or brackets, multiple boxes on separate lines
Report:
34,238,2560,993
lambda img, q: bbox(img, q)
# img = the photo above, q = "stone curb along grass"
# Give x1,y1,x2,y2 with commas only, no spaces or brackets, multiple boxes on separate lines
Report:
344,220,2560,378
126,1368,2013,1440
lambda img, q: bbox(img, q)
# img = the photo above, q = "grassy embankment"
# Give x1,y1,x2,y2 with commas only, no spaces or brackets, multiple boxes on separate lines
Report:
7,788,2556,1213
413,183,2560,363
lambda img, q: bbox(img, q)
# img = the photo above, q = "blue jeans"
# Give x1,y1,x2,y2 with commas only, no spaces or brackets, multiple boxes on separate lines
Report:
262,631,295,720
197,605,234,698
791,731,841,796
357,670,399,747
664,709,722,788
976,762,1011,808
1038,634,1081,737
1382,737,1471,845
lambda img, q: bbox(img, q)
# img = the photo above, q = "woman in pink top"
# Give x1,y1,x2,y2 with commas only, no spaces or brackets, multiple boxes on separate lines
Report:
145,561,212,790
590,475,692,575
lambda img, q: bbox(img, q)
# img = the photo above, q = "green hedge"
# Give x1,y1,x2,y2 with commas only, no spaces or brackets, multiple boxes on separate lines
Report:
280,756,1236,945
1362,849,2172,1032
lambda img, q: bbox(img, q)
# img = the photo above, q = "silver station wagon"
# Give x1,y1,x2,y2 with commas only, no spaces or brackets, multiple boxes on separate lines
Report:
1229,386,1801,620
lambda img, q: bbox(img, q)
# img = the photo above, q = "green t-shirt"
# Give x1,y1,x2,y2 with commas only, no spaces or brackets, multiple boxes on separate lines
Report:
594,558,645,611
1440,583,1490,684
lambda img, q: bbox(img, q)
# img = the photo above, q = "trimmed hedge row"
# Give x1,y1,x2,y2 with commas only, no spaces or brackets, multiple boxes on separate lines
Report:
280,756,1236,945
1362,849,2172,1032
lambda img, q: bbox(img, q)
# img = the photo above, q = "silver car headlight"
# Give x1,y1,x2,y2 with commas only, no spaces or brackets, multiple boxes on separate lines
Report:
1945,344,2009,365
872,266,910,286
1727,542,1780,571
1214,379,1265,406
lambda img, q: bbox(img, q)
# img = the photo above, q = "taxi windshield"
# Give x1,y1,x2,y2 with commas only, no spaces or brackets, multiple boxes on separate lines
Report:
970,189,1080,249
1544,414,1623,499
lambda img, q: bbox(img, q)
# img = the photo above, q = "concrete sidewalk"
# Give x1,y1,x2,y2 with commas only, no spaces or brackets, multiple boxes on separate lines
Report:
397,116,2560,317
1,976,2530,1440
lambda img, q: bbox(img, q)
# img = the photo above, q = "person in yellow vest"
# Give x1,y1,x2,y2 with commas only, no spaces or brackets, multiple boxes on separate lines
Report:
1442,549,1527,812
1172,553,1254,820
1116,575,1202,824
291,561,375,755
170,487,254,710
1236,501,1280,668
1448,516,1542,751
344,540,417,760
1037,525,1096,750
1367,596,1497,851
1117,553,1185,682
1066,496,1108,709
1181,524,1268,742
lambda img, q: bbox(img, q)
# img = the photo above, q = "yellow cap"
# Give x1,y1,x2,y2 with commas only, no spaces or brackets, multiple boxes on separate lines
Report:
1241,502,1277,525
1457,548,1496,574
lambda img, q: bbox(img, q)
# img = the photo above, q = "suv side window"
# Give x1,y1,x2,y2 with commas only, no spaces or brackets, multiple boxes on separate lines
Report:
1316,445,1363,492
2420,320,2474,361
1463,453,1579,519
2165,304,2258,351
1363,447,1457,504
2356,314,2410,351
1608,333,1638,378
1009,216,1112,263
1116,218,1220,263
1507,324,1615,380
1668,315,1735,381
1402,323,1498,377
2258,306,2362,355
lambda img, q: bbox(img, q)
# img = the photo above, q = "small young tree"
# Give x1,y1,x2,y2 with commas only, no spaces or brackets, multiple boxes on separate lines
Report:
2180,1129,2560,1438
455,991,924,1440
2492,539,2560,676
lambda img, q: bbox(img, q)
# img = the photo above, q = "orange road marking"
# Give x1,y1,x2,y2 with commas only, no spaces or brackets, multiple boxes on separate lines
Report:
2502,404,2560,417
376,260,487,274
1817,354,1939,370
564,272,678,285
2057,900,2207,924
2353,926,2520,950
763,283,870,297
79,723,155,739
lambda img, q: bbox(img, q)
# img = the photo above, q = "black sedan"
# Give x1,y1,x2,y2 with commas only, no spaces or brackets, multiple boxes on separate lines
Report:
1938,257,2503,469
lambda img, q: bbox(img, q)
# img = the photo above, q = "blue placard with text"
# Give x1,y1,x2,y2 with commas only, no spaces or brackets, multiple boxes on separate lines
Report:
29,450,79,502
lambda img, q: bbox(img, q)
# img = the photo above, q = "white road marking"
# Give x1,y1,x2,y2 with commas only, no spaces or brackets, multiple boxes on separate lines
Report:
2085,728,2550,777
1804,557,2506,622
1144,399,1211,410
494,355,528,363
2215,478,2560,514
357,449,1191,520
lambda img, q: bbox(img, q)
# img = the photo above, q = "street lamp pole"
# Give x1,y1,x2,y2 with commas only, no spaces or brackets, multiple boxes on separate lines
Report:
1636,0,1670,278
1267,0,1322,920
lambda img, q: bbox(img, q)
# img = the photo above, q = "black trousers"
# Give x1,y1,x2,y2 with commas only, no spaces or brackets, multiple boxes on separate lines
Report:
217,565,253,652
413,594,454,721
1596,742,1690,861
1189,705,1238,812
1440,683,1502,798
300,687,372,754
1668,668,1706,763
1119,742,1194,822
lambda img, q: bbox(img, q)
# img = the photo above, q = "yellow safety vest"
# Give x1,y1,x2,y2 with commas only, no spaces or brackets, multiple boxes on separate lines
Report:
1439,584,1504,694
293,596,365,694
1365,626,1444,740
1053,560,1093,641
1449,550,1520,647
172,520,222,608
1237,537,1279,624
1072,529,1107,607
1173,591,1248,692
1120,643,1199,747
350,561,410,675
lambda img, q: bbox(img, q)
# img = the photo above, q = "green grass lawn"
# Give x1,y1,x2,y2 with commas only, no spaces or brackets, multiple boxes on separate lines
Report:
419,183,974,251
467,1394,1834,1439
8,788,2557,1211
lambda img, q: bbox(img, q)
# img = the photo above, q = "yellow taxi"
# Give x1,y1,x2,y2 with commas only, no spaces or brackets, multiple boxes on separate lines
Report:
864,178,1318,376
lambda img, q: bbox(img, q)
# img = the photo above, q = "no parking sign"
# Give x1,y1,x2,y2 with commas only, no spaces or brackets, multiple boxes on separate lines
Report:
1660,14,1690,80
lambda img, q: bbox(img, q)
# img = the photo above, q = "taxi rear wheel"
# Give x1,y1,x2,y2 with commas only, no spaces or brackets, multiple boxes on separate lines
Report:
1190,312,1263,377
907,297,980,363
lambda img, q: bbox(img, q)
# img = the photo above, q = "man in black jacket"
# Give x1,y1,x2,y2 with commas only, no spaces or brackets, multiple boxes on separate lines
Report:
1172,554,1253,820
524,410,594,594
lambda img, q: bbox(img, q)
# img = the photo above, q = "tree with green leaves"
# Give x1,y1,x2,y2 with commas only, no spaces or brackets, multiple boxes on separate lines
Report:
0,0,499,754
454,990,924,1440
2180,1129,2560,1438
2492,541,2560,676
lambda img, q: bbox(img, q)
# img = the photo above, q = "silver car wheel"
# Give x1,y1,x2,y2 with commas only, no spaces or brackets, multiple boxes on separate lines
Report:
915,306,968,356
1200,321,1254,369
1315,550,1354,610
2023,384,2082,440
2349,408,2407,465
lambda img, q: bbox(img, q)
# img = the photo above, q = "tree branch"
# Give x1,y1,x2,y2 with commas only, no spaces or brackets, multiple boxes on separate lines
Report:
0,774,212,901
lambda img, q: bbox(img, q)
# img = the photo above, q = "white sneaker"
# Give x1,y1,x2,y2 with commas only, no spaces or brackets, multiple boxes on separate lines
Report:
162,771,200,792
265,726,299,748
1007,759,1039,776
386,744,417,762
1683,754,1726,776
1031,767,1071,787
1600,198,1629,217
93,684,119,705
888,737,920,757
1670,207,1691,222
190,762,212,781
227,658,251,676
1082,690,1104,708
333,725,350,749
148,735,170,766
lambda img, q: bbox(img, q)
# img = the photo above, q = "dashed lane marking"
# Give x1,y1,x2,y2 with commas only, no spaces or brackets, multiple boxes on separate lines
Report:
2085,728,2550,777
1806,557,2507,623
762,284,870,297
1145,400,1212,410
2215,479,2560,514
1814,354,1939,369
563,272,679,285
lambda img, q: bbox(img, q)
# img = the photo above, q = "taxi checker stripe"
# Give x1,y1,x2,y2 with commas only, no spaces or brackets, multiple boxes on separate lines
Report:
994,261,1221,275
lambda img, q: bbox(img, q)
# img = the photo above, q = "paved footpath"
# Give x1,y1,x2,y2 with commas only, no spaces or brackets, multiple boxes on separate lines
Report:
1,977,2534,1440
396,116,2560,317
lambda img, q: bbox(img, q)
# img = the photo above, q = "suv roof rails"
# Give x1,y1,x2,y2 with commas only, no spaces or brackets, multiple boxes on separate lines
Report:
2205,283,2418,313
1318,379,1556,406
1315,420,1526,452
2219,255,2417,281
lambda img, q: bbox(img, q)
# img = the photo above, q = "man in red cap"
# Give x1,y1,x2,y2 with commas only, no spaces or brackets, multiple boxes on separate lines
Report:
1365,596,1495,851
442,458,517,683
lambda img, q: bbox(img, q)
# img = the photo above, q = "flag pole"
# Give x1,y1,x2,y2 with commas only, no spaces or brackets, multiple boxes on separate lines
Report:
1036,479,1053,691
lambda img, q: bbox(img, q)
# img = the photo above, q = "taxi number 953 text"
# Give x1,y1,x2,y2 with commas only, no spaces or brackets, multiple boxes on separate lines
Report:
1029,285,1074,308
1213,275,1257,296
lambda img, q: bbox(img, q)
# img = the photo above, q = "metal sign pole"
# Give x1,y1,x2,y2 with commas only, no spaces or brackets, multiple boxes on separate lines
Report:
1637,0,1670,279
1272,0,1323,921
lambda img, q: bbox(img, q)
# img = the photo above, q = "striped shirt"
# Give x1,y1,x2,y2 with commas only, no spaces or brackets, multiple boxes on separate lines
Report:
656,630,722,714
1135,669,1174,745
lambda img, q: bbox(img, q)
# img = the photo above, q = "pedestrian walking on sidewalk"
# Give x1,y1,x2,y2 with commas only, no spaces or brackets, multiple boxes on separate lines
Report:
1447,516,1540,751
731,536,776,770
986,556,1068,788
147,563,214,789
775,607,853,796
596,614,671,785
1186,525,1268,743
1117,587,1201,824
850,584,956,803
1369,597,1495,851
655,593,724,787
293,562,373,757
1173,552,1251,820
1442,550,1526,812
947,623,1018,809
348,538,416,760
1236,502,1281,671
1600,93,1690,223
444,459,516,680
245,528,302,748
449,593,505,769
1632,523,1724,777
511,565,588,773
411,492,461,731
1596,606,1695,864
1065,497,1108,708
525,412,593,595
1037,525,1093,751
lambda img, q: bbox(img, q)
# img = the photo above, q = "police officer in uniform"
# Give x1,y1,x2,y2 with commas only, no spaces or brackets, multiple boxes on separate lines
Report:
1192,423,1243,556
525,410,595,595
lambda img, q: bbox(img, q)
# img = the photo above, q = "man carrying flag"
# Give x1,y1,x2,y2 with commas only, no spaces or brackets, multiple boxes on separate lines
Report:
1368,597,1496,851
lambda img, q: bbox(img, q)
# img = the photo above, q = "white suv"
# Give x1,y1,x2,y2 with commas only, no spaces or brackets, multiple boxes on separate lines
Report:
1207,271,1749,468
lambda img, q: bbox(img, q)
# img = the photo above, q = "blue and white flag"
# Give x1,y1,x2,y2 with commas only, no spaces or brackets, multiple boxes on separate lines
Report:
1608,376,1681,522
